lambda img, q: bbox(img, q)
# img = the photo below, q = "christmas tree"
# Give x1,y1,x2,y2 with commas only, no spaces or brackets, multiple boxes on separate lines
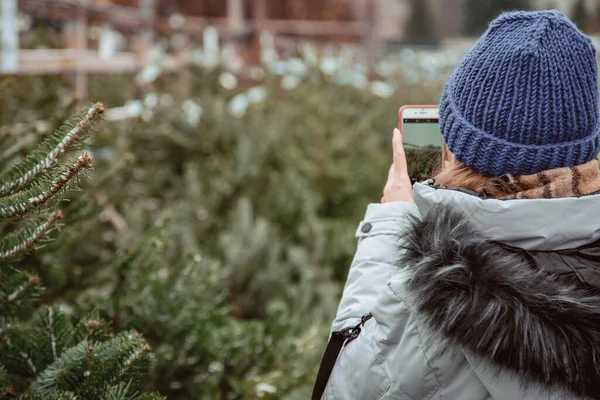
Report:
0,103,163,400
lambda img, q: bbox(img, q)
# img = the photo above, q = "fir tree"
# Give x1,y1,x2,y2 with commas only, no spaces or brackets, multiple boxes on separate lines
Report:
572,0,589,32
0,103,163,400
405,0,437,39
2,55,444,399
463,0,531,36
52,68,442,399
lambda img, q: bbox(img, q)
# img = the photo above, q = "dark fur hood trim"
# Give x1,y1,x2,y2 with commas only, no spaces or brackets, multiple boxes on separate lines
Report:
399,204,600,399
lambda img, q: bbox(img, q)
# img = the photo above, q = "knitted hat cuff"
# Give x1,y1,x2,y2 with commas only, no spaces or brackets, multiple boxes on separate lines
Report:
440,92,600,176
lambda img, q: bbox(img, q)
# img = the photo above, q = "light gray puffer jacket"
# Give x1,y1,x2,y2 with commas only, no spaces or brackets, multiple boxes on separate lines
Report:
322,181,600,400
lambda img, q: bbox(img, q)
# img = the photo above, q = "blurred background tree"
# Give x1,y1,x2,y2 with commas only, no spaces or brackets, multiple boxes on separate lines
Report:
463,0,532,35
572,0,589,32
405,0,438,40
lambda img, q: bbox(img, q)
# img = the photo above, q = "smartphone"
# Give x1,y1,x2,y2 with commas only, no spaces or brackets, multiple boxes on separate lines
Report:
398,105,442,182
398,105,441,149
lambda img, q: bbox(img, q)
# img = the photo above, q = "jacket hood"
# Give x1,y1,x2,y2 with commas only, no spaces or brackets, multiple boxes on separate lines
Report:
401,189,600,399
414,181,600,251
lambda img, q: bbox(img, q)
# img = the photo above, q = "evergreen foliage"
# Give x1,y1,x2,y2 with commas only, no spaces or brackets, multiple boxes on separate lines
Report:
1,55,442,397
0,103,163,400
463,0,532,36
12,68,440,398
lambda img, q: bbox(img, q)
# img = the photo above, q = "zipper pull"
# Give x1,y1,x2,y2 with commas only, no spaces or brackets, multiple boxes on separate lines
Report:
358,313,373,327
341,313,373,342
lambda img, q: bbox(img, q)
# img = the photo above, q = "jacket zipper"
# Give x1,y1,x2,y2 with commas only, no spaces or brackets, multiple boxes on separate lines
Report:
339,313,373,344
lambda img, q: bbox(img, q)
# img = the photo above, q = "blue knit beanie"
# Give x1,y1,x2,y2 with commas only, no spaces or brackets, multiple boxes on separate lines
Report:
440,10,600,176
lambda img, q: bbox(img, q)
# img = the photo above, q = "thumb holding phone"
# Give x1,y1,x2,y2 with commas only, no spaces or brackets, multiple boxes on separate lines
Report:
381,128,414,204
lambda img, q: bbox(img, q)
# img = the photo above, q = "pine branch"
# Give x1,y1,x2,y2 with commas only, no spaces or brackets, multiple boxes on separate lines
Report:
28,341,91,394
77,331,153,398
31,331,153,398
0,210,63,260
0,329,38,377
74,313,111,344
104,382,166,400
105,332,152,387
0,103,104,197
104,381,137,400
0,365,8,394
0,271,42,314
26,391,79,400
0,155,93,219
49,309,57,360
29,307,76,367
137,393,166,400
0,316,15,337
112,342,152,385
28,156,93,208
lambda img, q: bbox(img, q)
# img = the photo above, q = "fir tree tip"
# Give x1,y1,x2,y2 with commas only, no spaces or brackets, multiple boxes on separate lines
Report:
93,103,106,114
85,319,101,330
78,155,93,168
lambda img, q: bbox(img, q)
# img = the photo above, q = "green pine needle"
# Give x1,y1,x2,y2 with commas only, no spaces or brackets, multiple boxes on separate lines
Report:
73,312,112,344
0,327,38,378
0,155,92,219
83,331,152,393
29,308,76,367
0,103,103,197
104,382,166,400
0,210,63,260
0,364,8,394
136,393,166,400
26,389,79,400
0,316,16,338
104,382,137,400
0,270,42,315
29,341,91,394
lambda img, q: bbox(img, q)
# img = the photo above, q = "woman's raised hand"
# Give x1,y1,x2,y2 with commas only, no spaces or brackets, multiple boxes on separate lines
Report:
381,128,414,204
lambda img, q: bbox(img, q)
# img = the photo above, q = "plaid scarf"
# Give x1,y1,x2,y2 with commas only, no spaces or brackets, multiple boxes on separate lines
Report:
481,159,600,200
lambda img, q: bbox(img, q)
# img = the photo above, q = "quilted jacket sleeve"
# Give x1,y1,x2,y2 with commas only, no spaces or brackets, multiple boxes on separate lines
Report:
331,201,420,332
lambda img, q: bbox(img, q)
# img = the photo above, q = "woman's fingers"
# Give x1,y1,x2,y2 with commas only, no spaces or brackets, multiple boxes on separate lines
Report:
381,128,415,204
392,128,408,178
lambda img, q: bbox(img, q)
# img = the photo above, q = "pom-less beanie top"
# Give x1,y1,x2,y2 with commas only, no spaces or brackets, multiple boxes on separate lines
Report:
440,10,600,176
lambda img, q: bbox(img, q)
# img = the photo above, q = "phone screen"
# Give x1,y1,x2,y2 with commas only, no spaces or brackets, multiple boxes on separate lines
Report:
401,118,442,149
